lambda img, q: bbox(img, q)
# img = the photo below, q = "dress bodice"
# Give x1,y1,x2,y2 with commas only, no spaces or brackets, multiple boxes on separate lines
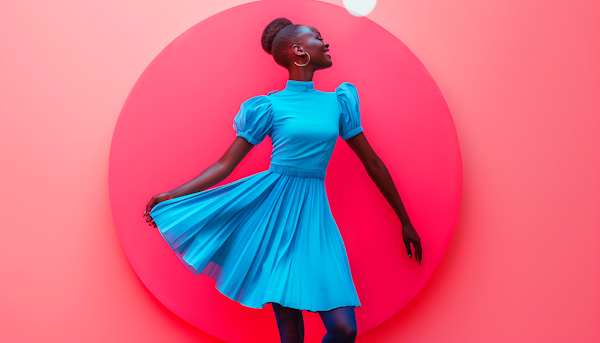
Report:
233,80,363,176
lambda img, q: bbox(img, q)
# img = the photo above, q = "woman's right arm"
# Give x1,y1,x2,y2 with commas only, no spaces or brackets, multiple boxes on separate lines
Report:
168,137,255,198
144,137,255,227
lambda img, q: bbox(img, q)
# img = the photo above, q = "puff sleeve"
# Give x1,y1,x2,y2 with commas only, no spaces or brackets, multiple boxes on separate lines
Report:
233,95,274,145
335,82,364,140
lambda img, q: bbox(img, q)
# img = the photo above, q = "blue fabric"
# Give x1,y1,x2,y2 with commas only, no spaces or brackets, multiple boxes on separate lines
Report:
149,80,363,312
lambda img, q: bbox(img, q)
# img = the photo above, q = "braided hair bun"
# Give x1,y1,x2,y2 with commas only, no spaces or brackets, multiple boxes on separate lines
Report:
261,18,293,55
261,18,301,68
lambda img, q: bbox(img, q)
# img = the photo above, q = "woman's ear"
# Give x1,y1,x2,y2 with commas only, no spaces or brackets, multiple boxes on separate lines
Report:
291,44,304,56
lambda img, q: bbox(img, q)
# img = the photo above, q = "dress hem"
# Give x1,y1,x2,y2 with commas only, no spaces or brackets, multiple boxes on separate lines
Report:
155,222,362,313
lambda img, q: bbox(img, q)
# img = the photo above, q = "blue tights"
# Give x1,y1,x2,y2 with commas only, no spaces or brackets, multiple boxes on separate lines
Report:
272,303,357,343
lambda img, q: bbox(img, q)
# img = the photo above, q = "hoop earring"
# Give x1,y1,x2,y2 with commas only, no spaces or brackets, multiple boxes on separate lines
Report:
294,51,310,67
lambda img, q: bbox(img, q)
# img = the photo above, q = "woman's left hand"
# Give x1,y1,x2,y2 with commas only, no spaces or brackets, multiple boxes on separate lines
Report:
402,223,422,265
143,192,174,228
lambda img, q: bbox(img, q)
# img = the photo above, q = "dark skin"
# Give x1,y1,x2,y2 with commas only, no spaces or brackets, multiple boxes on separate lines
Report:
144,26,422,264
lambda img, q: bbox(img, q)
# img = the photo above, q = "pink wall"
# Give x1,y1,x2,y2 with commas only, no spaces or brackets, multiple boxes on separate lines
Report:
1,0,598,342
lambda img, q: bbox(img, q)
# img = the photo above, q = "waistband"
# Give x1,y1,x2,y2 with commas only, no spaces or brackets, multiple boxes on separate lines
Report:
268,163,326,179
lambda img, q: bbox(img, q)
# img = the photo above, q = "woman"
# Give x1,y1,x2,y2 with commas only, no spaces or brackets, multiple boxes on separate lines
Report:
144,18,422,343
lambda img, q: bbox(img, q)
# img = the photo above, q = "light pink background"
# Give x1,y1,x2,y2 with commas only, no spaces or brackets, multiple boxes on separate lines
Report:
1,0,598,342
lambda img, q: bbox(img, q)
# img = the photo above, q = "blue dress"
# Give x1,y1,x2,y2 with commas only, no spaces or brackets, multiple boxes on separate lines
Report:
149,80,363,312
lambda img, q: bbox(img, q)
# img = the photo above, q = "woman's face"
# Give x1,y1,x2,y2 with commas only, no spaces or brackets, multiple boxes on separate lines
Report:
292,26,331,70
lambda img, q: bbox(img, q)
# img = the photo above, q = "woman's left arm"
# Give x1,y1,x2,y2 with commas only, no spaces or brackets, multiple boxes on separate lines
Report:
345,132,423,265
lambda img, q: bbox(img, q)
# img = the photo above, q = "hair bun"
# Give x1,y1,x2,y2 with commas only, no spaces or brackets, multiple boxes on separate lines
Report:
261,18,293,55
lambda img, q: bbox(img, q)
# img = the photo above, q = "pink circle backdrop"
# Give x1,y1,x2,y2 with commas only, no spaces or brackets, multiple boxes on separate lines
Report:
109,1,462,342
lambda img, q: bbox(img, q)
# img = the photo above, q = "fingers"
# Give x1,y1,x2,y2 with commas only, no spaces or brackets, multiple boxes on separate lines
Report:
143,208,157,228
147,219,157,228
402,225,422,264
145,197,159,217
144,197,159,228
145,200,152,216
404,239,412,259
146,216,156,228
415,240,423,265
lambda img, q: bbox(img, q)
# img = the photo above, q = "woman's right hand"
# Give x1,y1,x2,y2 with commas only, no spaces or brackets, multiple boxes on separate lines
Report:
143,192,174,228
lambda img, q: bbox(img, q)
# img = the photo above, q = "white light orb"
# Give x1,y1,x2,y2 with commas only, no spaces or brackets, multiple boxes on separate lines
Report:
342,0,377,17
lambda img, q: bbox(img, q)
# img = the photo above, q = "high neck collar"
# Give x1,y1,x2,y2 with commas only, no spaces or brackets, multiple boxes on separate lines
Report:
284,80,316,92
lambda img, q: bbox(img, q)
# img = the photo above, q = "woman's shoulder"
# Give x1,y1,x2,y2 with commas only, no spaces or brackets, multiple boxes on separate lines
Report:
238,88,284,110
334,82,359,103
242,94,270,105
238,94,274,115
335,82,357,93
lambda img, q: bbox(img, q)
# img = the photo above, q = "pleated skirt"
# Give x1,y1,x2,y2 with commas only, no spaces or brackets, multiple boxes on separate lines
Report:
148,163,361,312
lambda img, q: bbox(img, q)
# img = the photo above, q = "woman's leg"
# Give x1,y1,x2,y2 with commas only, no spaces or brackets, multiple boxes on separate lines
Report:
272,302,305,343
318,306,358,343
